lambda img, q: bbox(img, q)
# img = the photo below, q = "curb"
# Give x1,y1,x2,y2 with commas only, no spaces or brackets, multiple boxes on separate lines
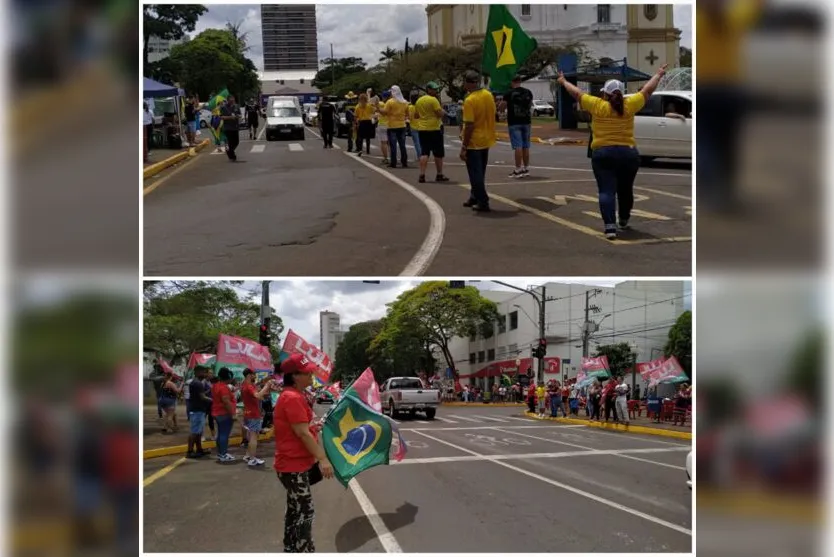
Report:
143,428,274,459
524,412,692,440
143,139,210,179
442,402,525,408
697,490,822,524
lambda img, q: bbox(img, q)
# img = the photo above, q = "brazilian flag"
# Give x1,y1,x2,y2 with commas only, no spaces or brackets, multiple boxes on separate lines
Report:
205,88,230,144
322,393,394,487
481,5,538,94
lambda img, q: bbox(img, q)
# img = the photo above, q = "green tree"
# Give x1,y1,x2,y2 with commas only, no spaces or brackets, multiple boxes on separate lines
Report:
167,28,260,101
333,320,383,383
374,282,499,376
225,20,251,53
593,343,636,378
787,327,822,409
680,47,692,68
664,310,692,378
379,47,399,66
313,57,368,90
144,281,284,363
143,4,208,68
368,315,436,382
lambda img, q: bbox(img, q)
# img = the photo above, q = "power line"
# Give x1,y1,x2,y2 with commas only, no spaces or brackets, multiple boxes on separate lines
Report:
545,294,689,329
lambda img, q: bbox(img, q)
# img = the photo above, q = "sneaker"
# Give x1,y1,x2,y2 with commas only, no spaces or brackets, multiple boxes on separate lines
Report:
389,163,397,169
243,455,253,464
186,452,201,459
521,168,530,176
435,175,450,182
203,435,213,442
463,199,477,208
381,158,389,165
472,204,491,213
217,453,236,463
604,228,618,240
418,175,426,183
618,220,631,230
509,170,523,179
248,457,265,467
197,449,211,457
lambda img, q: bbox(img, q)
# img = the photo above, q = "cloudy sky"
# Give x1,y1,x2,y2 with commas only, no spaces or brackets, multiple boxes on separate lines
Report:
236,280,623,348
194,4,693,72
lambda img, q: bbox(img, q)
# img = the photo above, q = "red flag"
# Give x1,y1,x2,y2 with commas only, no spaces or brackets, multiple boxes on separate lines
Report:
281,329,332,384
217,334,273,371
345,368,382,413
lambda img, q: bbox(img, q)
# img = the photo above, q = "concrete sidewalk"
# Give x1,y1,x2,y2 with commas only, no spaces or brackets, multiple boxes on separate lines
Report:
524,411,692,440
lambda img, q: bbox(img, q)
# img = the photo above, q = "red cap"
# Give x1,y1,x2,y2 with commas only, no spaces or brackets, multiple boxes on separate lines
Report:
281,353,317,375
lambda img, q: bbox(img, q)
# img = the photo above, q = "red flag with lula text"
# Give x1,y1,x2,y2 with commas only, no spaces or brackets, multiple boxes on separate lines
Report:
216,334,273,371
281,329,332,384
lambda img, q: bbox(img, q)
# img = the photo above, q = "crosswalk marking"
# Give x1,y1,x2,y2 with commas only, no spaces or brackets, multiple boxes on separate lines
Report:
447,415,479,423
504,416,534,422
474,415,508,422
250,144,265,153
288,143,304,152
435,417,458,424
416,420,430,424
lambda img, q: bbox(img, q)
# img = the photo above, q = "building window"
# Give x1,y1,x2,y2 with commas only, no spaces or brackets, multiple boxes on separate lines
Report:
469,353,476,364
497,315,506,334
299,78,304,84
478,351,485,363
508,343,518,357
488,349,495,361
521,4,531,16
469,331,477,342
509,311,519,330
597,5,611,23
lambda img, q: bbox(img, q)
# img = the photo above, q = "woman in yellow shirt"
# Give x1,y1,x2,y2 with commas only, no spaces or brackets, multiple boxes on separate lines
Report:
380,85,410,168
354,93,375,156
557,64,667,239
407,92,422,159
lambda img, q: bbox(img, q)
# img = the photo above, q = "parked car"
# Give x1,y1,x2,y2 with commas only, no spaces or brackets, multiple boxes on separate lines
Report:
631,90,692,163
198,109,212,129
381,377,440,420
316,390,335,405
686,450,692,489
532,99,555,116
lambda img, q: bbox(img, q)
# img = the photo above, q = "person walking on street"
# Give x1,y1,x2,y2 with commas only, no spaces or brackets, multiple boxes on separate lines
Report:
536,382,546,417
414,81,450,183
557,64,667,239
382,86,409,168
211,367,237,462
274,354,334,552
459,71,496,212
241,369,274,467
354,93,375,156
246,100,260,140
220,95,241,161
502,75,534,178
204,372,216,441
318,99,336,148
186,365,212,459
549,381,564,418
345,105,356,152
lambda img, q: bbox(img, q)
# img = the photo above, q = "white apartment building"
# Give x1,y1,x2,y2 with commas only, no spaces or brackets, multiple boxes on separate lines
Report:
146,35,189,64
449,281,689,391
319,310,345,362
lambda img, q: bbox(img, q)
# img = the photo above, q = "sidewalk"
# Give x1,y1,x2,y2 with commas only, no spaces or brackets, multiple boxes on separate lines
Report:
525,411,692,440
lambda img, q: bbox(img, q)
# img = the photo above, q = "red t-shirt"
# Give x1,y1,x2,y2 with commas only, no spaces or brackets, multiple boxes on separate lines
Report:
211,383,234,417
561,386,570,398
241,383,262,419
273,387,318,473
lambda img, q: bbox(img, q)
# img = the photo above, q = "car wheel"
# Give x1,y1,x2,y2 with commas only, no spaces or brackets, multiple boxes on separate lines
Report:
425,408,436,420
390,400,400,419
266,133,273,141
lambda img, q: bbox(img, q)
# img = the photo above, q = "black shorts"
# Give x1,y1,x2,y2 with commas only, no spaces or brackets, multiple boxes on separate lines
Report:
418,130,445,158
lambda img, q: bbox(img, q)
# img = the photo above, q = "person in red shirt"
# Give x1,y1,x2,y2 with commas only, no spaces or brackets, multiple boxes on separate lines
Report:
241,369,275,467
211,367,238,462
561,383,571,417
274,354,334,552
526,383,536,414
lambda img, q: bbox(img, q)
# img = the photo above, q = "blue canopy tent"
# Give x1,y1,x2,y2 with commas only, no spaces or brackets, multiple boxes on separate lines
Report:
143,77,187,148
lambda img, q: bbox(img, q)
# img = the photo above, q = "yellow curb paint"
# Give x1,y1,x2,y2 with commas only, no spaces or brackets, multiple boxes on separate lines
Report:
144,457,187,487
523,412,692,440
582,210,671,222
143,151,189,179
697,491,822,524
442,402,525,408
13,521,72,550
143,430,274,459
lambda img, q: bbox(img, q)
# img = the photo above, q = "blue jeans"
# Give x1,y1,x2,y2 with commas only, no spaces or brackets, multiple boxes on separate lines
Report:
387,127,408,165
215,415,234,456
590,145,640,230
509,124,532,149
697,85,744,210
465,148,490,206
551,396,565,417
411,128,422,158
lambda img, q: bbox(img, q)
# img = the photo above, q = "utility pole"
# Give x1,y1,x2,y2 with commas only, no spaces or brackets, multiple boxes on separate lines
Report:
537,285,546,384
581,289,602,358
259,280,271,347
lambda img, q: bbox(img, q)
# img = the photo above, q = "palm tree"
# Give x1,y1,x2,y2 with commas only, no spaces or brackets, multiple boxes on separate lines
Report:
225,20,250,54
379,47,398,67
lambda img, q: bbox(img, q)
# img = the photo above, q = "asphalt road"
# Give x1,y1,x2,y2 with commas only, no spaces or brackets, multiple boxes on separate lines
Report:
143,405,692,553
143,125,691,276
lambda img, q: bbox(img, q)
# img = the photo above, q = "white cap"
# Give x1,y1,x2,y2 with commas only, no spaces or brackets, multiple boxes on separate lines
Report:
601,79,625,95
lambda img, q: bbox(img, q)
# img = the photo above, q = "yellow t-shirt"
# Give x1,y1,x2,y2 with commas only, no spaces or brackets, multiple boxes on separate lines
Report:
580,93,646,150
536,386,545,400
414,95,442,132
355,104,374,122
384,99,408,129
697,1,762,83
376,101,388,127
462,89,496,150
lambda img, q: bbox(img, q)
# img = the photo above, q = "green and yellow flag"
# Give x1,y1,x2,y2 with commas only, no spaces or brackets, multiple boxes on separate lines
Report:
481,5,538,94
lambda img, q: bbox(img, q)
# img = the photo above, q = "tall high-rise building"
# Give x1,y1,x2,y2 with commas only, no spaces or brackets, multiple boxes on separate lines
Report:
260,5,319,72
319,311,343,362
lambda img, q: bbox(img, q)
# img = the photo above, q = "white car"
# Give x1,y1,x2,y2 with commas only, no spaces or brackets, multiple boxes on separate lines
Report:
265,100,305,141
632,90,692,163
686,450,692,489
198,109,212,129
531,99,555,117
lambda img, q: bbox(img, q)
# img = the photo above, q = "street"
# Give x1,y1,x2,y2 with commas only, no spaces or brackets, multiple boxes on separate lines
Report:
143,404,692,553
143,124,691,277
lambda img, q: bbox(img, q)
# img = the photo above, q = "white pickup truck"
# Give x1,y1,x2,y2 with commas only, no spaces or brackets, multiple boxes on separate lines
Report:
380,377,440,420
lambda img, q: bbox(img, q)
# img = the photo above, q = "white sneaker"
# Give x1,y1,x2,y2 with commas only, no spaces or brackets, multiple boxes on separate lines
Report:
218,453,236,462
248,457,265,467
243,455,253,464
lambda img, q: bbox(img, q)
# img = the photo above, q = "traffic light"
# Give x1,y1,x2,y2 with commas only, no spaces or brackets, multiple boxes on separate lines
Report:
533,338,547,358
259,317,271,346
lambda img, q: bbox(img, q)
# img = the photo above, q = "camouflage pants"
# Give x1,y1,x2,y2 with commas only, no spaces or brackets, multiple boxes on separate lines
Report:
278,471,315,552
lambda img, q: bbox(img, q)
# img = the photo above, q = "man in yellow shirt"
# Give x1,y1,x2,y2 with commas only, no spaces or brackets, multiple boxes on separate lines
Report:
381,85,409,168
414,81,450,184
460,71,496,212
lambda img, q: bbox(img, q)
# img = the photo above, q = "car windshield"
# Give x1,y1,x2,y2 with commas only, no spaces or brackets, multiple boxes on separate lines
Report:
270,106,300,118
391,378,424,390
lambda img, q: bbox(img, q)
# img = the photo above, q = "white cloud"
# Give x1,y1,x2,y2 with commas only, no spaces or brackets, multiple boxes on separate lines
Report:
196,4,691,72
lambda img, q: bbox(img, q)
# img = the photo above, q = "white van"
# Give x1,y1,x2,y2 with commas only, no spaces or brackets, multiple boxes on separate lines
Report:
265,96,305,140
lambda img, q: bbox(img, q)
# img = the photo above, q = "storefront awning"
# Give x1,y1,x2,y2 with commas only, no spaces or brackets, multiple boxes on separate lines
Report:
462,357,561,379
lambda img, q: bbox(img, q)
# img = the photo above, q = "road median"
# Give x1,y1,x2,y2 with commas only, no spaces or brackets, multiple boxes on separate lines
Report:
524,412,692,440
143,428,274,459
143,139,210,179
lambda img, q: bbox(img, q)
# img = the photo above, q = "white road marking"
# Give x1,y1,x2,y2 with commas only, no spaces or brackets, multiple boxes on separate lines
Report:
348,479,404,553
473,415,509,422
288,143,304,152
416,420,430,424
434,417,457,424
446,415,480,423
257,123,266,141
250,144,265,153
343,151,446,276
503,416,536,422
333,143,341,150
391,447,688,465
411,430,691,536
615,453,687,471
409,425,584,432
575,426,690,447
